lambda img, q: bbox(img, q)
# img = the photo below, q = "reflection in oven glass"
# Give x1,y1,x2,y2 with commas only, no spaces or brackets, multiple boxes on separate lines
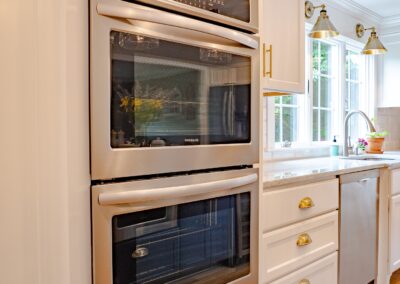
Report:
112,192,250,284
110,31,251,148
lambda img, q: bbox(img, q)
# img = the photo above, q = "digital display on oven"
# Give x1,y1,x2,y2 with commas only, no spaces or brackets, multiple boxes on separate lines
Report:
123,0,251,23
173,0,250,23
174,0,225,12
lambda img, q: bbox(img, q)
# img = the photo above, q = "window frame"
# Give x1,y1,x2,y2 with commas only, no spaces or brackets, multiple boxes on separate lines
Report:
265,25,376,152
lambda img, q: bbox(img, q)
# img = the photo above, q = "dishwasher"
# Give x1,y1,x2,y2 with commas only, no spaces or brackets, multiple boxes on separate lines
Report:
339,169,379,284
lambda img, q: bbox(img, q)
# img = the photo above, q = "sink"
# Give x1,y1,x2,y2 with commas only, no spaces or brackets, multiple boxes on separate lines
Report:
341,156,396,161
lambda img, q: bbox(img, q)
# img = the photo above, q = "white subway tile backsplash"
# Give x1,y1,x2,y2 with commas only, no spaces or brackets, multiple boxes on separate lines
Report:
376,107,400,151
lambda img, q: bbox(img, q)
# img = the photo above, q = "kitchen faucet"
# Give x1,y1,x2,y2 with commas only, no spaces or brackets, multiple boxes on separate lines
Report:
343,110,376,157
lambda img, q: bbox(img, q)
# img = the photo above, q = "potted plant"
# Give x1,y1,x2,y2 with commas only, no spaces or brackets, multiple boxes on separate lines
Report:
356,138,368,154
366,131,389,154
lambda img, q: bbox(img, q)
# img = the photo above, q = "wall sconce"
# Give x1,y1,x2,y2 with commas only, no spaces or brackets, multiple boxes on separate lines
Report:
305,1,339,39
356,24,387,55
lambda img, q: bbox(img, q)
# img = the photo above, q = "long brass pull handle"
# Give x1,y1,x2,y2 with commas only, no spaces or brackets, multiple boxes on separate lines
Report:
299,197,315,209
263,44,272,78
297,233,312,247
299,279,310,284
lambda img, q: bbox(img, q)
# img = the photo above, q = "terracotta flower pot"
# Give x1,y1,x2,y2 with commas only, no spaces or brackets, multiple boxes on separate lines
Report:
366,137,385,154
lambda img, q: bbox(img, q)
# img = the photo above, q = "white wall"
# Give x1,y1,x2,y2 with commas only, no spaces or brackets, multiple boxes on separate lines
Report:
0,1,91,283
380,30,400,107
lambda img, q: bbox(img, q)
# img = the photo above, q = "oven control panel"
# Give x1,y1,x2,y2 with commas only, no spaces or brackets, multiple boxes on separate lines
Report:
173,0,225,14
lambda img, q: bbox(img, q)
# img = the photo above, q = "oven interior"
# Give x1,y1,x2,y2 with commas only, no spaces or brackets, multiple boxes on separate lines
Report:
112,192,251,284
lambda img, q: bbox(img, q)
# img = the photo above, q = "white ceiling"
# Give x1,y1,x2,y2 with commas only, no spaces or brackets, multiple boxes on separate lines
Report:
351,0,400,18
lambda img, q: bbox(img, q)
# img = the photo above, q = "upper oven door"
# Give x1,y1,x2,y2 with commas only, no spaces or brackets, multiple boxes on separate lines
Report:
124,0,259,33
90,0,260,180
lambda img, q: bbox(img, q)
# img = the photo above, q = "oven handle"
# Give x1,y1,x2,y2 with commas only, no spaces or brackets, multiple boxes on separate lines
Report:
98,173,257,206
96,2,258,49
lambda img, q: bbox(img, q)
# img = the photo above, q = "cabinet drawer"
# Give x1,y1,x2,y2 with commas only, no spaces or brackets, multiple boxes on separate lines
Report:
261,212,338,283
262,179,338,232
268,252,337,284
391,169,400,195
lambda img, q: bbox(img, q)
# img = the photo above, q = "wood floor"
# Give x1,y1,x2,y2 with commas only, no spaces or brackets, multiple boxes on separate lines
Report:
391,269,400,284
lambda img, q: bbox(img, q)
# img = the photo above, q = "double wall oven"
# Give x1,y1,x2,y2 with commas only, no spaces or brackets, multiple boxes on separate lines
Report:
90,0,260,283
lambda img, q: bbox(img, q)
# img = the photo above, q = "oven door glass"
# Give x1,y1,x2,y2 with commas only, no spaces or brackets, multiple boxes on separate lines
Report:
112,192,250,284
110,30,251,148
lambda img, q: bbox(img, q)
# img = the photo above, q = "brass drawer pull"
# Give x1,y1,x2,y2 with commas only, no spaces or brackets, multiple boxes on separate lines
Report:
132,247,149,258
297,233,312,247
263,43,272,78
299,197,315,209
299,279,310,284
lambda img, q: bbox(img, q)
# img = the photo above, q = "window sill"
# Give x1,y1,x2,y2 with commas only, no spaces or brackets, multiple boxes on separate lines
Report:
264,146,331,162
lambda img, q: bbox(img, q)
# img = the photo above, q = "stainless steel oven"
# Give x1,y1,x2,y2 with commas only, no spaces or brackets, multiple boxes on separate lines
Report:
123,0,259,33
90,0,260,180
92,168,259,284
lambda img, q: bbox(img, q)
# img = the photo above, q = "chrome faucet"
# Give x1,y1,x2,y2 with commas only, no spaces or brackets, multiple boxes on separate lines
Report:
343,110,376,157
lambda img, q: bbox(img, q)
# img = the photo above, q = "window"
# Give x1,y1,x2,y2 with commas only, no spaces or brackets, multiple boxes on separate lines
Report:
312,41,337,142
267,31,374,152
345,49,366,139
274,96,299,143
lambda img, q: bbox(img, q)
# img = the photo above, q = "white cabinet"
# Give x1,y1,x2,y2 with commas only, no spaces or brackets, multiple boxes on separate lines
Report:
391,169,400,195
260,178,339,283
390,194,400,273
389,169,400,274
260,0,305,94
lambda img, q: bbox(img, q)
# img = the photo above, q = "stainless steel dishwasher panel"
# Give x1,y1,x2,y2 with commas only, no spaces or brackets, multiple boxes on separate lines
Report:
339,169,379,284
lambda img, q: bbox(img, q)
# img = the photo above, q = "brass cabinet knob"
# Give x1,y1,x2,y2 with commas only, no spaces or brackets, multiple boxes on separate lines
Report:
296,233,312,247
299,279,310,284
298,197,315,209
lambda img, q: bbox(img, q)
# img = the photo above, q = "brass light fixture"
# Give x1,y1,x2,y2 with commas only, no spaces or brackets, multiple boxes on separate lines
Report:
305,1,339,39
356,24,387,55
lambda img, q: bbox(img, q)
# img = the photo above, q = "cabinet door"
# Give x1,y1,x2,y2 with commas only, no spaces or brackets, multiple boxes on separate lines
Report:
391,169,400,195
390,194,400,273
260,0,305,94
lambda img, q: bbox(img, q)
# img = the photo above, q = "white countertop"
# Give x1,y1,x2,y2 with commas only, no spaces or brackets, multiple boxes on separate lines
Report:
263,152,400,189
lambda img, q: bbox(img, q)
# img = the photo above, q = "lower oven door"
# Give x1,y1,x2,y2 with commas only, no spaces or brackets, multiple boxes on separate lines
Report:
92,168,258,284
90,0,260,180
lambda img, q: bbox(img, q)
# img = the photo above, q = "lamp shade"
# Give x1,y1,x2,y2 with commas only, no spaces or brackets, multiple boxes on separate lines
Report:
361,31,387,55
309,10,339,39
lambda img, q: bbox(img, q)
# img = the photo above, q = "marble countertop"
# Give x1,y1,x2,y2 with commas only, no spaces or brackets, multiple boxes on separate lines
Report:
263,152,400,189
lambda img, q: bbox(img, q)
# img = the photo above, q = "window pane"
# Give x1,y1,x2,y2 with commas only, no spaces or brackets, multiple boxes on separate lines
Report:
320,110,331,141
282,107,297,142
349,82,359,110
313,109,319,141
282,95,297,105
320,77,332,108
274,96,281,104
320,43,332,75
275,107,281,143
313,78,319,107
349,52,360,81
313,41,319,74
